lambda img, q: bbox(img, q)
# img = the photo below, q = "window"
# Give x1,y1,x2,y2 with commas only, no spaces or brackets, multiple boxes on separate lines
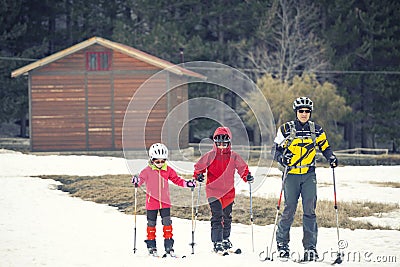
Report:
86,52,111,71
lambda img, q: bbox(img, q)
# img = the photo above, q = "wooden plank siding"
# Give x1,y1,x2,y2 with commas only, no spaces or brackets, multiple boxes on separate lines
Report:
28,44,189,151
86,72,113,150
31,74,86,150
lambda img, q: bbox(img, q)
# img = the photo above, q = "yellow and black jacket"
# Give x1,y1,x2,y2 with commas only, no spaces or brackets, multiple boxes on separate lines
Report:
272,120,333,174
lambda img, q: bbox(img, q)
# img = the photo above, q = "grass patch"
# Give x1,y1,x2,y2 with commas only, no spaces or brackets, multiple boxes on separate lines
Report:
369,181,400,188
38,174,399,230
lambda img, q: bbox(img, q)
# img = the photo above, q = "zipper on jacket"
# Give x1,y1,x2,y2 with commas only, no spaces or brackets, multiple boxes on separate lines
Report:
300,137,304,174
158,170,162,209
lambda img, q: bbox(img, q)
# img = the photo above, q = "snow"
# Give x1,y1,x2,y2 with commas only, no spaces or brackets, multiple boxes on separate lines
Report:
0,149,399,266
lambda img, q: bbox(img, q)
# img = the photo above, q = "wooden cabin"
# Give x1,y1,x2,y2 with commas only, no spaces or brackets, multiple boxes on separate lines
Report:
12,37,202,152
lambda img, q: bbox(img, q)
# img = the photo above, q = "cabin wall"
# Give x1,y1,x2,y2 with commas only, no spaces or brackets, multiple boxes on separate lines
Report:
29,45,188,151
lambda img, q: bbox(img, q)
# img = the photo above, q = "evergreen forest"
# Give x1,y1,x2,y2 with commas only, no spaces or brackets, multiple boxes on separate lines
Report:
1,0,399,151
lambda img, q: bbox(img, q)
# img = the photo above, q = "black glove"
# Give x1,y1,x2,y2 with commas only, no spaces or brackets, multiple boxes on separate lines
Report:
329,154,338,168
196,173,205,183
131,175,139,187
278,152,293,167
246,173,254,183
186,180,196,188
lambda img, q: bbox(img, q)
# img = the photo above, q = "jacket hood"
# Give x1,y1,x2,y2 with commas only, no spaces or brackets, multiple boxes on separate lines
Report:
213,126,232,153
213,126,232,139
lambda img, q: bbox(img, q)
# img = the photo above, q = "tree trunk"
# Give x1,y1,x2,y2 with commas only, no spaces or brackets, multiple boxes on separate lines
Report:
19,113,27,138
361,128,374,148
360,76,375,148
253,124,261,146
66,0,73,45
344,122,355,149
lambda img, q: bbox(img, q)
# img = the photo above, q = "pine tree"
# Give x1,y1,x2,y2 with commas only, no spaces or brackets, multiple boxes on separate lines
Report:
322,0,400,149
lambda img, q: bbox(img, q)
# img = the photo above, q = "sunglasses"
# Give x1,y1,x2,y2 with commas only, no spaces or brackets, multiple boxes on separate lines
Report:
298,109,311,113
153,159,166,164
216,142,229,147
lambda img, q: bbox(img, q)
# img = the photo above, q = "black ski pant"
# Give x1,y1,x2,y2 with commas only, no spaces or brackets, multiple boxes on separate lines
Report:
146,208,172,226
146,208,174,250
276,171,318,250
208,197,233,243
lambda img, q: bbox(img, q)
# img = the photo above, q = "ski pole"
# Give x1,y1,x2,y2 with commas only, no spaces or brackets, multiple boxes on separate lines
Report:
332,168,343,264
190,185,196,254
195,182,202,226
249,181,254,252
259,166,289,261
190,182,202,254
133,184,138,254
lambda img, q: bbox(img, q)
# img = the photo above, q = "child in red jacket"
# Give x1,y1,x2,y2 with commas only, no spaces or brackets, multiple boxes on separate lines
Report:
193,127,254,253
132,143,195,256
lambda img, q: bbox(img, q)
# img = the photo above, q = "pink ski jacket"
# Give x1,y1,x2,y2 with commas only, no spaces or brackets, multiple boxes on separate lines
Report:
137,162,187,210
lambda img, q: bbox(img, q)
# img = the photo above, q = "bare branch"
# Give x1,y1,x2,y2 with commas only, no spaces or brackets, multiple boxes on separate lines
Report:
239,0,329,82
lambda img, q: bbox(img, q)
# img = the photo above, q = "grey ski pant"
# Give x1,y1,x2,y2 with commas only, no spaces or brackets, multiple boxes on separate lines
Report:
276,171,318,250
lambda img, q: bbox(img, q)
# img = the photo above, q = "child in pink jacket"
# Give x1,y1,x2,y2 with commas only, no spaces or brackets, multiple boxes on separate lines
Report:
132,143,195,256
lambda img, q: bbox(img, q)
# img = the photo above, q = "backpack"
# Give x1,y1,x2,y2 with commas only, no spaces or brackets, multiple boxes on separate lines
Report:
280,120,316,148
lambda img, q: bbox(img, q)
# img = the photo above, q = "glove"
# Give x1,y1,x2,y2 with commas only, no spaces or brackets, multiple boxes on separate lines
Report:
185,180,196,188
246,173,254,183
329,154,338,168
278,152,293,167
131,175,140,187
196,173,205,183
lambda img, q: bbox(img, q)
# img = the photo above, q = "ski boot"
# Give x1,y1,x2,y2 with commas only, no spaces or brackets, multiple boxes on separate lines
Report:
303,248,319,262
277,242,290,260
145,239,158,257
213,241,226,254
164,238,175,256
222,239,233,250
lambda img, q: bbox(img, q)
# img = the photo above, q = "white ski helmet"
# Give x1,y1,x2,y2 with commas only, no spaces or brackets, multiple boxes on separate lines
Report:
293,96,314,111
148,143,168,159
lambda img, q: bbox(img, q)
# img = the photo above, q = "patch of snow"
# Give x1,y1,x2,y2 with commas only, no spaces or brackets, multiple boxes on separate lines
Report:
1,150,399,266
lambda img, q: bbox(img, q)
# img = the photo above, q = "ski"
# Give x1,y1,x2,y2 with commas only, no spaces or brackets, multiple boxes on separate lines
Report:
213,249,229,256
332,259,343,265
162,252,186,258
258,250,271,262
331,252,343,265
213,248,242,256
292,258,313,264
292,258,335,265
278,257,290,262
227,248,242,254
294,261,311,264
293,260,333,265
148,251,159,258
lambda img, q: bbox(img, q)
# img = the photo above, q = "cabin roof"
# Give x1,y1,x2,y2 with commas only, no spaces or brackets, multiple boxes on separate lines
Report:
11,36,204,79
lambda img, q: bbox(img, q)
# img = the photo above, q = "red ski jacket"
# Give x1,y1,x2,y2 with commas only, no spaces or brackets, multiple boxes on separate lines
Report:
137,162,186,210
193,127,249,208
